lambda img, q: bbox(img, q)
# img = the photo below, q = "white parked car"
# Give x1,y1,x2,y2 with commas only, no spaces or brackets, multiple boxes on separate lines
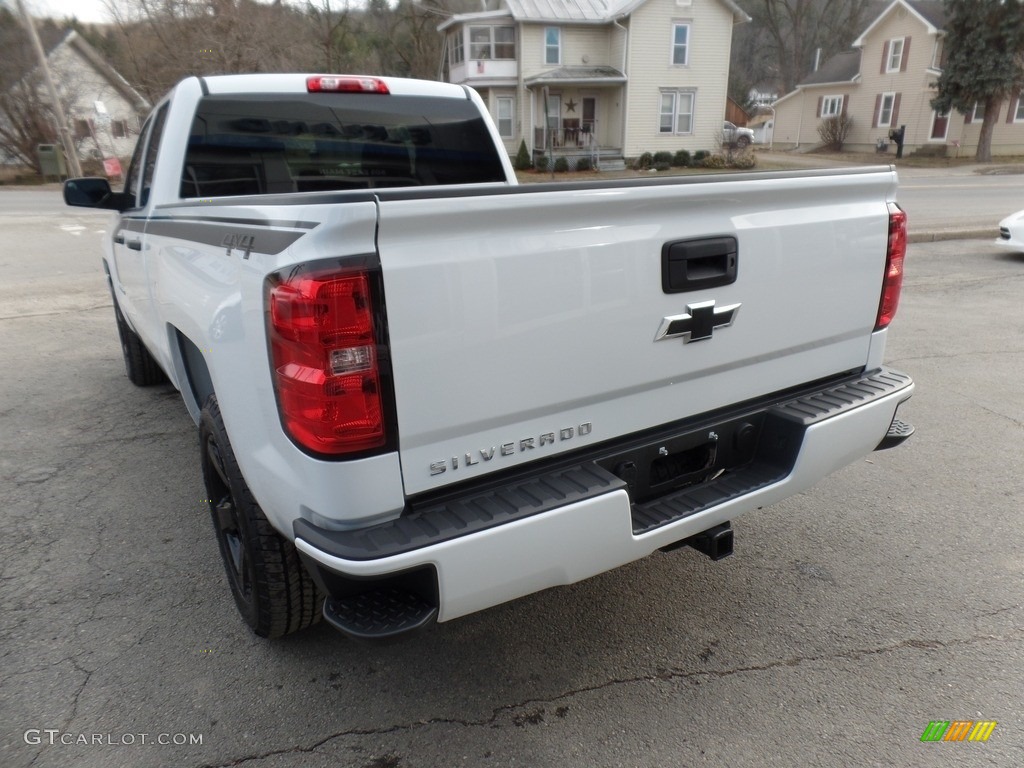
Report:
723,121,754,148
996,209,1024,252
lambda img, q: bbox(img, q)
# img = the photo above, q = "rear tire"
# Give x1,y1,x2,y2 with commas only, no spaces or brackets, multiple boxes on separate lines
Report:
736,136,751,149
199,395,323,638
113,300,166,386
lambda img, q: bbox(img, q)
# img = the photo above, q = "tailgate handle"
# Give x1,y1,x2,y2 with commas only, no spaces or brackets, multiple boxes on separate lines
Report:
662,237,737,293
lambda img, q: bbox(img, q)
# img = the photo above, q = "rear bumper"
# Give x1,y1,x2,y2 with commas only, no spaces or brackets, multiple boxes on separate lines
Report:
296,367,913,632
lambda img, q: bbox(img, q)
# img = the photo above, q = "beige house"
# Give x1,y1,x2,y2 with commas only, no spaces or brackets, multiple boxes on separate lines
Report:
438,0,749,168
772,0,1024,158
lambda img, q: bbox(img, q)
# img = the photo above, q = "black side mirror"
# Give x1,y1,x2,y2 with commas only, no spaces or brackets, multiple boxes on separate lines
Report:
63,177,129,211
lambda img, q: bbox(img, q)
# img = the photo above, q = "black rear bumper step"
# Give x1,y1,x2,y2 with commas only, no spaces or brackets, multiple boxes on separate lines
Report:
322,588,438,641
875,417,915,451
295,367,913,562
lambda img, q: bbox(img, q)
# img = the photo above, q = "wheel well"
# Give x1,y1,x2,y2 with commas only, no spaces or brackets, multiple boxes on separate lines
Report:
172,329,214,424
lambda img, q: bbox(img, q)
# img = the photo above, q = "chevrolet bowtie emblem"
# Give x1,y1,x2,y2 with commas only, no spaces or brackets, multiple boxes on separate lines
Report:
655,300,741,343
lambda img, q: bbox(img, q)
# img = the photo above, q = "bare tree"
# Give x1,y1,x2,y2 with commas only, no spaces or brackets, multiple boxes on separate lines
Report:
304,0,369,73
101,0,314,100
734,0,872,96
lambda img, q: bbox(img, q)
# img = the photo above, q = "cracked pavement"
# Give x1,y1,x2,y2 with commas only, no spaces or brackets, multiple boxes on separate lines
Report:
1,190,1022,768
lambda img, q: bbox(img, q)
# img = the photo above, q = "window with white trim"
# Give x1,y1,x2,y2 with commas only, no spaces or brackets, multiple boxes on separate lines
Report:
494,27,515,59
469,26,514,60
878,93,896,127
496,97,514,138
886,37,905,72
545,27,561,65
671,23,690,66
972,102,985,121
659,90,695,134
1016,97,1024,122
821,95,843,118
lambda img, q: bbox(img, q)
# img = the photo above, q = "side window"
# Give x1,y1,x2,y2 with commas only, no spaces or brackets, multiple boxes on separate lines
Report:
140,103,169,208
545,27,561,65
671,23,690,66
124,116,151,208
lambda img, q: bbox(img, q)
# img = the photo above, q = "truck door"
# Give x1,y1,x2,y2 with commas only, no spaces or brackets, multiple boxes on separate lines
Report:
112,103,169,350
109,114,151,327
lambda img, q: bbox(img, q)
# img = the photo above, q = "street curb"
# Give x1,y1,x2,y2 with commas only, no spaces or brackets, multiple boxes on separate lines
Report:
908,229,993,244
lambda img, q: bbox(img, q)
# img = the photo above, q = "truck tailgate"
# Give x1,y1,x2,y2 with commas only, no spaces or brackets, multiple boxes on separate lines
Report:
376,168,898,495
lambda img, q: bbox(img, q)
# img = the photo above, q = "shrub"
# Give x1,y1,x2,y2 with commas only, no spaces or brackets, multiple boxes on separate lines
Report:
513,140,532,170
633,151,654,170
653,151,673,166
817,114,853,150
553,156,570,173
672,150,691,167
701,153,728,169
693,150,710,164
730,148,757,169
535,155,549,171
653,161,672,171
575,157,592,172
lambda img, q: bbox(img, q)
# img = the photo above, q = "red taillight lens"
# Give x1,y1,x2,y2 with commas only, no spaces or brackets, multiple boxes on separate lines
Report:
268,271,386,455
876,202,907,331
306,75,390,94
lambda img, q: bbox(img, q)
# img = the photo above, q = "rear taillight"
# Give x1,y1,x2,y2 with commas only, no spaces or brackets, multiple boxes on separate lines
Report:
268,269,386,455
875,202,907,331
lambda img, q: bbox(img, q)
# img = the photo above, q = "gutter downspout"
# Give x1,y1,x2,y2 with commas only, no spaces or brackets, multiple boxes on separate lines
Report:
527,86,535,154
796,89,804,149
613,18,629,159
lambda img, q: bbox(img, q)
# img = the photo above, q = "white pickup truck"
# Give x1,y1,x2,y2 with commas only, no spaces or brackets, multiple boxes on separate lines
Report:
65,73,914,641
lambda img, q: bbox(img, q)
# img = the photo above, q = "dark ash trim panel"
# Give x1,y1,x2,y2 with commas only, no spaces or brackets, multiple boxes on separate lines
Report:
120,216,313,254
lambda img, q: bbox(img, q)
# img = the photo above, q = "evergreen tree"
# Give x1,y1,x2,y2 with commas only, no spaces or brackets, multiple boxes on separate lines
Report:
931,0,1024,162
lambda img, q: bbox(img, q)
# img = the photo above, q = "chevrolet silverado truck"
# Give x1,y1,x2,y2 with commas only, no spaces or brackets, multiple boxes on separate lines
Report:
64,73,914,641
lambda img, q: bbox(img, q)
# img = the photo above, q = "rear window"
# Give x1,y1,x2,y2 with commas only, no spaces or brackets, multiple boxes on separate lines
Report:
181,93,507,198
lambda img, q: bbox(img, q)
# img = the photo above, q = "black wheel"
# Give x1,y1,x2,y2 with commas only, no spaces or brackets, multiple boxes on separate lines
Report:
199,395,323,638
112,300,166,386
736,135,751,149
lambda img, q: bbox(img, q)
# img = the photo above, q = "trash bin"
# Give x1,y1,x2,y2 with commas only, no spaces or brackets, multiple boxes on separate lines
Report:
37,144,68,181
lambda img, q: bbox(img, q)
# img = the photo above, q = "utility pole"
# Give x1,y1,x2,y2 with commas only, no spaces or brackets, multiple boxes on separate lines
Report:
15,0,83,177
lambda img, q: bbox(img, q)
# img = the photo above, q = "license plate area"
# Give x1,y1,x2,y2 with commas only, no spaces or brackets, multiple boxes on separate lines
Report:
597,414,766,504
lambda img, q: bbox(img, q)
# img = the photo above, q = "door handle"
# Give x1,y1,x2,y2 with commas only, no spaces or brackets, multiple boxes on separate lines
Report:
661,236,738,293
113,234,125,245
127,239,143,251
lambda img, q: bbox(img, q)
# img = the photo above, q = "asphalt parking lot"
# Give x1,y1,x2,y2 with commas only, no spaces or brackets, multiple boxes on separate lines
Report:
1,193,1023,768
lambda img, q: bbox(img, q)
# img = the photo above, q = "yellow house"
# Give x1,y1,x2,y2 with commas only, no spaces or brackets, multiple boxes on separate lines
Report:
772,0,1024,158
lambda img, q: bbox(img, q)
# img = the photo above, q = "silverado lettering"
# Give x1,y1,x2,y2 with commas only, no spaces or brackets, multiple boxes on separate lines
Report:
430,423,594,475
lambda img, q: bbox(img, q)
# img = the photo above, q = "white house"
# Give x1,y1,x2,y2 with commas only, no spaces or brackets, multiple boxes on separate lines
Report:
1,26,149,171
438,0,749,167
